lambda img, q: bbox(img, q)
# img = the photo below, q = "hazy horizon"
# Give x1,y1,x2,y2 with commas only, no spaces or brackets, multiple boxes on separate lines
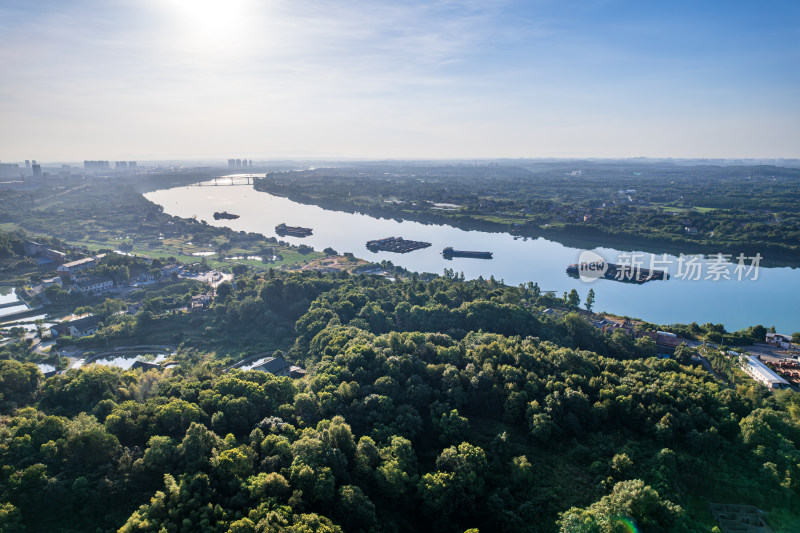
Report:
6,156,800,169
2,0,798,161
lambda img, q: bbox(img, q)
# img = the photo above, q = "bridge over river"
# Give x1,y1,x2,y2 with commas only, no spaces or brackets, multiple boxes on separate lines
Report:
193,175,255,186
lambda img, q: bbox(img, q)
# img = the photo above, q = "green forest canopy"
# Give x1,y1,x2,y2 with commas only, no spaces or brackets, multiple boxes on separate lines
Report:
1,271,799,532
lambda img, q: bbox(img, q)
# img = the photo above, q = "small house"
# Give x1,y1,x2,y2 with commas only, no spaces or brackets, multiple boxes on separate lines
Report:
68,315,100,337
250,356,291,376
50,316,100,338
23,241,44,256
161,264,182,277
648,331,684,354
42,249,66,262
138,271,157,283
767,333,793,350
191,293,213,312
49,323,72,337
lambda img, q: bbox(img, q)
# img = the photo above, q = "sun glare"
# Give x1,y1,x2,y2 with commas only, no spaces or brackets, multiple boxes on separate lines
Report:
164,0,256,53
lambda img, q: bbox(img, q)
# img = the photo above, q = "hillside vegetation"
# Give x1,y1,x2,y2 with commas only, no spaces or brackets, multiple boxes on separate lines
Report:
1,271,798,532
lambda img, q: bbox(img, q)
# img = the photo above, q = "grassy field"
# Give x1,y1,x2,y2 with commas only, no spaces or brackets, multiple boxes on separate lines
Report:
654,204,720,214
79,237,324,272
470,213,530,225
1,177,327,274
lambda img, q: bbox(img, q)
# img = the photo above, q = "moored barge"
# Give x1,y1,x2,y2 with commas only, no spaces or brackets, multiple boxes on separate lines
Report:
442,247,493,259
366,237,431,253
276,223,313,237
213,211,240,220
566,262,669,283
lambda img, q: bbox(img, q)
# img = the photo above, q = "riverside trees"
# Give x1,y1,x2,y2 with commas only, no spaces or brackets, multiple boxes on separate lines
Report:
1,271,799,531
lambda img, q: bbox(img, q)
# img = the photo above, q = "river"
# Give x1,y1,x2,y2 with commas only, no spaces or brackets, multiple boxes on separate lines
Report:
145,175,799,333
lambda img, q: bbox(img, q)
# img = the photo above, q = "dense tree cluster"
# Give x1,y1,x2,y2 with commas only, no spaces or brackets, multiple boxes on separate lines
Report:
0,230,29,271
1,272,798,531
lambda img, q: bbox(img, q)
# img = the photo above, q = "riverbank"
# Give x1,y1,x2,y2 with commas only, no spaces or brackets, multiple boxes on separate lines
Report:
143,179,800,332
254,184,800,268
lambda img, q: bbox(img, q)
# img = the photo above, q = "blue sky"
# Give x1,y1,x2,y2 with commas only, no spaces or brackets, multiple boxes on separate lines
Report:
0,0,798,161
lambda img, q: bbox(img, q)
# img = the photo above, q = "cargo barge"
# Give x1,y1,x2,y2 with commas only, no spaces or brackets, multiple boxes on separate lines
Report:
566,262,669,284
442,247,493,259
366,237,431,253
276,223,313,237
213,211,239,220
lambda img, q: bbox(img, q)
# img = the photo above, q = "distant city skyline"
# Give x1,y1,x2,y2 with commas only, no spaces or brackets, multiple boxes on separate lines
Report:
1,0,798,161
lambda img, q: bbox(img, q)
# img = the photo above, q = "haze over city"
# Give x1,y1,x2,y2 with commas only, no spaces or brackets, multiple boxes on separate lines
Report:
1,0,798,161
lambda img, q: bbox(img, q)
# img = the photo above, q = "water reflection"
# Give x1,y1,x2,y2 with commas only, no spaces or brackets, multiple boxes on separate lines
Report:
144,179,800,332
91,353,167,370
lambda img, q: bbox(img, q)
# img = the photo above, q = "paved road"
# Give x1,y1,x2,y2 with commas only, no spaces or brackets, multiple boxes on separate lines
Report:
685,339,796,362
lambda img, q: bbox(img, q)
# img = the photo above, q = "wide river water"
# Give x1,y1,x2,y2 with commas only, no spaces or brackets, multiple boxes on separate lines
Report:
145,176,799,333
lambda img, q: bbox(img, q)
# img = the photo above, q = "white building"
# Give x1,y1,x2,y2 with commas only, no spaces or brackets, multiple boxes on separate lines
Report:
742,355,790,390
161,264,182,277
72,277,114,295
766,333,793,350
57,257,97,278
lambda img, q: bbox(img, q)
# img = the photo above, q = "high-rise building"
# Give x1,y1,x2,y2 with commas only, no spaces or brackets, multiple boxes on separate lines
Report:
32,164,42,177
0,163,20,176
25,160,30,168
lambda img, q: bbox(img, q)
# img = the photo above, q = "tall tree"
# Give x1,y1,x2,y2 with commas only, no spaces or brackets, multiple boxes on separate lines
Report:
585,288,595,312
567,289,580,309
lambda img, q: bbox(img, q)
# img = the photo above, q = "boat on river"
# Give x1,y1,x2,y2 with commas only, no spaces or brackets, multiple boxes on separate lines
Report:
213,211,239,220
276,223,313,237
442,247,493,259
366,237,431,253
566,262,668,283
